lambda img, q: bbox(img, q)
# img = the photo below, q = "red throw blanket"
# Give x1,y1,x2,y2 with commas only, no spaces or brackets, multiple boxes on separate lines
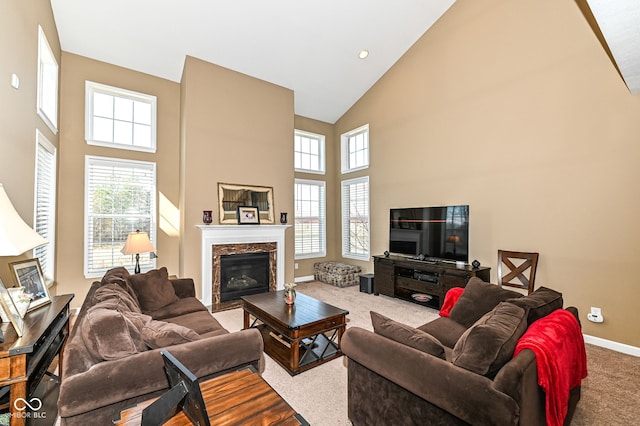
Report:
513,309,588,426
439,287,464,317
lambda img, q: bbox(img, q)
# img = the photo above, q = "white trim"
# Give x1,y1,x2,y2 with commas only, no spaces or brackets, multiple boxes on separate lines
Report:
294,275,315,283
37,26,58,134
294,129,326,174
583,334,640,357
341,124,369,174
84,155,157,278
341,176,370,260
85,81,157,153
198,225,291,306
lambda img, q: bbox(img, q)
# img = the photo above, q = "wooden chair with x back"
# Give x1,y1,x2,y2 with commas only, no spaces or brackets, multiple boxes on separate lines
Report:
497,250,539,294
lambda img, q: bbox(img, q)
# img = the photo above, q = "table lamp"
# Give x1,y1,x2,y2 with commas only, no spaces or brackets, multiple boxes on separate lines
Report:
0,183,48,256
121,230,155,273
0,183,48,341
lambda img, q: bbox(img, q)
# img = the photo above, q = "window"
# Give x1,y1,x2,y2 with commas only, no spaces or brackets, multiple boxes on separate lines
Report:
85,81,157,153
294,130,325,174
85,156,156,278
37,26,58,133
341,124,369,173
341,176,369,260
34,131,57,282
294,179,326,258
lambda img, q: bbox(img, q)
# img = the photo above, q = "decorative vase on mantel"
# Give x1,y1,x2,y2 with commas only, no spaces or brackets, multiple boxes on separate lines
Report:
284,283,296,305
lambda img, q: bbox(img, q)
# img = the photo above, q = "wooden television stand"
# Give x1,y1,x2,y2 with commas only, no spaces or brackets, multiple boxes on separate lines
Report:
373,255,490,309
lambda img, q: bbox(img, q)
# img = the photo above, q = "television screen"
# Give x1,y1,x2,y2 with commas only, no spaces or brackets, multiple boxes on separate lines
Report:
389,205,469,262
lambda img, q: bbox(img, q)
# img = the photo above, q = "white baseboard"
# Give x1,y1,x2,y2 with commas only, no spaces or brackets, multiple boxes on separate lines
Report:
583,334,640,357
294,275,315,283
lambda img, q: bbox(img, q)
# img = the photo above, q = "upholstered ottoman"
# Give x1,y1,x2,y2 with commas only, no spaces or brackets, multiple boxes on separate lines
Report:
314,262,362,288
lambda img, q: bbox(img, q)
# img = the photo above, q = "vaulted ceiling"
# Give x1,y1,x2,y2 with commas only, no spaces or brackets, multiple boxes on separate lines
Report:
50,0,456,124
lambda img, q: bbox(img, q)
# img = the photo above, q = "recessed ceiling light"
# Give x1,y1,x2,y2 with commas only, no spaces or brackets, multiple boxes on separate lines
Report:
358,50,369,59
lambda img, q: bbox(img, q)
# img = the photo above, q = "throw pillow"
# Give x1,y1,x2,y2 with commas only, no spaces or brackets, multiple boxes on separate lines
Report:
452,302,528,377
370,311,446,359
128,267,179,313
449,277,524,328
101,266,141,303
141,320,201,349
507,286,563,325
93,283,142,313
81,307,147,361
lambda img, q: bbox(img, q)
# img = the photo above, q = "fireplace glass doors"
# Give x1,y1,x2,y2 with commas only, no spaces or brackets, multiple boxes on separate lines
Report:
219,252,270,302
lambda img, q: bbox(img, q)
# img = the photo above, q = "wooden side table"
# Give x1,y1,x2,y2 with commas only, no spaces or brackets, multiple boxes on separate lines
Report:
0,294,74,426
114,366,308,425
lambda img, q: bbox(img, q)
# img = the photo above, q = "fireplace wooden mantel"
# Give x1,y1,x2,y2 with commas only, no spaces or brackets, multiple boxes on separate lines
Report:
197,224,290,308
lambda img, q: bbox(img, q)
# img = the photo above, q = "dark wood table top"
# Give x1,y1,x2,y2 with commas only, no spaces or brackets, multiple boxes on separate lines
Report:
114,367,307,425
242,290,348,330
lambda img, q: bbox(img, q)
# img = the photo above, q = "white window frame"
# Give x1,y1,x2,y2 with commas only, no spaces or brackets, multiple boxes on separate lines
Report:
294,179,326,259
294,130,325,174
34,130,57,283
341,124,369,173
85,81,157,153
341,176,370,260
84,156,157,278
37,25,58,134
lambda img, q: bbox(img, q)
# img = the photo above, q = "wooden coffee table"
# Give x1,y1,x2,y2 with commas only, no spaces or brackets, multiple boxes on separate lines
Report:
113,366,308,425
242,291,349,375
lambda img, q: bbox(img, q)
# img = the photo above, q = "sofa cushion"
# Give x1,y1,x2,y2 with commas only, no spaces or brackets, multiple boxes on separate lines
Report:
417,317,468,349
81,307,147,361
371,311,446,359
164,311,228,336
141,320,201,349
145,297,209,320
507,286,563,325
128,267,179,313
449,278,523,328
452,302,528,377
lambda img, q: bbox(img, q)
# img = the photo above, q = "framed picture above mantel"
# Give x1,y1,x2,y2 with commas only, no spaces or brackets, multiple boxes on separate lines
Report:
218,183,274,224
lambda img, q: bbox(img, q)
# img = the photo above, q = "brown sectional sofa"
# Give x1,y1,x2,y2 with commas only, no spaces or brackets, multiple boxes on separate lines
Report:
342,278,584,426
58,267,263,425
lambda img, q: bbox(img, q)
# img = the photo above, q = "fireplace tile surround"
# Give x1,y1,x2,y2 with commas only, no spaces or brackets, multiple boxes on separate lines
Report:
198,225,290,310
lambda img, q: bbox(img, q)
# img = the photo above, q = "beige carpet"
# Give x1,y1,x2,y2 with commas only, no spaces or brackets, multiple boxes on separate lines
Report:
214,281,640,425
213,281,439,425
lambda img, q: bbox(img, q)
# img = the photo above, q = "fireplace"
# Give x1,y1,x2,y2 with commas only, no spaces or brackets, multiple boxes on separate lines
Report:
198,224,289,311
220,252,270,302
211,241,277,311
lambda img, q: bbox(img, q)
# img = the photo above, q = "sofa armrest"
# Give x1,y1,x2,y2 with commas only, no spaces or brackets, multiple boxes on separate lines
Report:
171,278,196,299
342,327,519,425
59,328,263,419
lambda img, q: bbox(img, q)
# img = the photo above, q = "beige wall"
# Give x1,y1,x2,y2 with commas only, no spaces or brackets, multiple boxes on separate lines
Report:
56,53,181,306
180,57,295,297
293,116,337,278
5,0,639,348
335,0,640,347
0,1,60,285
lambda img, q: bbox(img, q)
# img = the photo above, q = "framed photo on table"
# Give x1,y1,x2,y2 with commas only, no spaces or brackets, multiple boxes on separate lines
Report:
9,258,51,312
0,278,24,337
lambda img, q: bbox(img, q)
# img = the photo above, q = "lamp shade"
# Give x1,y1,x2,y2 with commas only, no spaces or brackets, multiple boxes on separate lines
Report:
0,183,48,256
121,230,155,255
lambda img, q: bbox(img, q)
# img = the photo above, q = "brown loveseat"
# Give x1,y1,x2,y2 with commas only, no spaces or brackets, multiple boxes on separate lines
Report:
58,267,263,425
342,278,585,426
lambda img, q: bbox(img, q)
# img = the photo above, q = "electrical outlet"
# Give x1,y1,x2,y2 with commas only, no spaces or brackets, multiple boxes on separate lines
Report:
587,306,604,323
294,263,299,270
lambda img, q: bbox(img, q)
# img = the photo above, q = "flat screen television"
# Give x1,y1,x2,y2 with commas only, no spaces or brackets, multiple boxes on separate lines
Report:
389,205,469,262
